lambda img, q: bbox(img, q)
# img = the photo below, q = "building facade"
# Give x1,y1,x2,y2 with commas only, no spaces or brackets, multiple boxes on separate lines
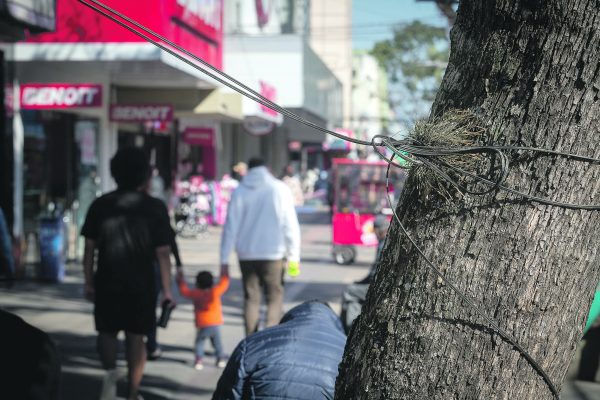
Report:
4,0,235,258
350,50,393,157
309,0,353,129
0,0,57,250
223,0,342,174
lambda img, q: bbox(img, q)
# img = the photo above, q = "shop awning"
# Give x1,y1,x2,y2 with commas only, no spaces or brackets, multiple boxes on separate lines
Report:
9,42,223,89
116,86,243,122
189,89,243,122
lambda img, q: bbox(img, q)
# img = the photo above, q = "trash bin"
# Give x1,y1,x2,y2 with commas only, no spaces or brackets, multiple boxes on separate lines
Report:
38,216,65,282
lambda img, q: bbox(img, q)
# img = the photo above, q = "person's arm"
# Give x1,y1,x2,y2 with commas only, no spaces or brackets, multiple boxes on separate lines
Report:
175,270,194,298
281,187,301,263
156,245,174,304
170,229,183,268
220,190,242,270
214,270,230,296
83,239,96,301
212,340,247,400
80,201,99,301
154,201,175,303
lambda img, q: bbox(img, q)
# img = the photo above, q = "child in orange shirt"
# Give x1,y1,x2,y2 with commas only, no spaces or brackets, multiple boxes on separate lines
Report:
176,265,230,370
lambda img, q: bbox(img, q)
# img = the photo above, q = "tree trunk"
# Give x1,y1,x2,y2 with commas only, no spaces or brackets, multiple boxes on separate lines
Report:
336,1,600,399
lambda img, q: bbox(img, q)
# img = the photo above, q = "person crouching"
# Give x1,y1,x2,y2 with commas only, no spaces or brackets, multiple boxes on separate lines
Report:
176,265,230,370
212,300,346,400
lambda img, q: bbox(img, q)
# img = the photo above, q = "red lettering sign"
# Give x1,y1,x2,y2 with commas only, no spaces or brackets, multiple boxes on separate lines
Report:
110,104,174,122
27,0,223,70
259,81,279,117
183,127,215,146
20,83,103,109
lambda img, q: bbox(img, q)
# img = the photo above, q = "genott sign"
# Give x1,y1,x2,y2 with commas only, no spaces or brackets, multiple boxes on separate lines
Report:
20,83,102,109
110,104,174,122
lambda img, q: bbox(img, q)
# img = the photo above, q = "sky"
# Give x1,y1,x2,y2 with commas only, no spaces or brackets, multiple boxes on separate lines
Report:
352,0,449,50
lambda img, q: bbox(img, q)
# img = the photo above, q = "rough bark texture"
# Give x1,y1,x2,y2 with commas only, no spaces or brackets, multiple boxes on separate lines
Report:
336,1,600,399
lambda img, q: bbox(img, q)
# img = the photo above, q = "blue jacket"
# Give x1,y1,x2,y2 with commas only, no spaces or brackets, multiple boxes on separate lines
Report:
212,302,346,400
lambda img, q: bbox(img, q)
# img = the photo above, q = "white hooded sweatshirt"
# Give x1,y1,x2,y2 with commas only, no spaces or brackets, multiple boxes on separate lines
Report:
220,166,301,264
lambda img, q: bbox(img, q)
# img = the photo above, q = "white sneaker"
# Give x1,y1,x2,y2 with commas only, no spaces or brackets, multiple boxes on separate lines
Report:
100,369,118,400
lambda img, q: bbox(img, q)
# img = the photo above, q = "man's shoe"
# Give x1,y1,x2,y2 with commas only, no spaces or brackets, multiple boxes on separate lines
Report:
147,347,162,361
99,369,118,400
216,358,227,368
194,358,204,370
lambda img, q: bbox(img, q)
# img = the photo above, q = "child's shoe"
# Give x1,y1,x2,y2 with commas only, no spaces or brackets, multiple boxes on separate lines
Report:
194,358,204,370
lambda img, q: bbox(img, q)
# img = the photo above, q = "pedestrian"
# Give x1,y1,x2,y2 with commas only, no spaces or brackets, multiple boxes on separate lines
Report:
212,300,346,400
146,169,184,361
220,157,301,335
148,166,166,204
81,147,175,400
176,265,230,370
230,161,247,182
280,164,304,206
145,237,182,361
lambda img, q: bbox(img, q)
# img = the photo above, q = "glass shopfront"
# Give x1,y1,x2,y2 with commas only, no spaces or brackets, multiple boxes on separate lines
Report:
21,110,100,258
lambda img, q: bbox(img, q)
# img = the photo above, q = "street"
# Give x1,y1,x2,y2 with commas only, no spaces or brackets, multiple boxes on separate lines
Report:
2,211,599,399
1,212,373,399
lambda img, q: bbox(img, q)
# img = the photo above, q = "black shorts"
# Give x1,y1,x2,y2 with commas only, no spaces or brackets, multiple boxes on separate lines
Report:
94,290,156,335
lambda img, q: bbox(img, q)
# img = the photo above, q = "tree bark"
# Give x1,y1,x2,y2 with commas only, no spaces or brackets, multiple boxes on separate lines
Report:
336,1,600,399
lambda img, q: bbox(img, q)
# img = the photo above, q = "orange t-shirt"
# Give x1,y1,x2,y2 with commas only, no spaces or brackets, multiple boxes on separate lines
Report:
178,274,230,328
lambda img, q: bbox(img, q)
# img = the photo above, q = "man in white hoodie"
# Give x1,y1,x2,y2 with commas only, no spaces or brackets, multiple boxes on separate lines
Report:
220,158,301,335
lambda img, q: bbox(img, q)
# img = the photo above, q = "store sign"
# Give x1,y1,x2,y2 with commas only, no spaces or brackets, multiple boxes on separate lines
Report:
255,0,271,28
243,116,275,136
174,0,222,38
27,0,223,69
183,127,215,146
20,83,102,109
259,80,279,118
110,104,174,122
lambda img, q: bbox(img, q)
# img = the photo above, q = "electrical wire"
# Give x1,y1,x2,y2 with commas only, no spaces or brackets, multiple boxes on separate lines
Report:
77,0,372,147
78,1,600,397
380,158,560,399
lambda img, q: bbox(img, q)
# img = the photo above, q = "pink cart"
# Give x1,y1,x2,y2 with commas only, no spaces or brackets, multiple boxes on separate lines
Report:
331,158,402,264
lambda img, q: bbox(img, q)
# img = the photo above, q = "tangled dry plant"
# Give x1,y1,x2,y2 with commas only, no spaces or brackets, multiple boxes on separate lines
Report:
406,109,487,202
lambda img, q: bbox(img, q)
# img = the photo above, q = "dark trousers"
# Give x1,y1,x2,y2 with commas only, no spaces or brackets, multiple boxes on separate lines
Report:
240,259,284,335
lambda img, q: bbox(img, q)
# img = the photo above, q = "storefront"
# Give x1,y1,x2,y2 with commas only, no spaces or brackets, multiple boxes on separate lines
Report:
111,103,177,190
6,0,225,261
0,1,56,266
224,34,343,176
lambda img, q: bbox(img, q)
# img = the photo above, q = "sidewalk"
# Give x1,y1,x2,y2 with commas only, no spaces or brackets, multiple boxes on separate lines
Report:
1,221,371,399
2,218,600,399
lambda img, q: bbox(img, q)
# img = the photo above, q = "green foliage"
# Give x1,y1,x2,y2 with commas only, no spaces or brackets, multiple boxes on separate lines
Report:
371,21,450,123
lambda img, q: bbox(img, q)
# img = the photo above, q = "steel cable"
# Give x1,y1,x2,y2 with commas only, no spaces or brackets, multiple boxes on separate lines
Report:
78,1,600,397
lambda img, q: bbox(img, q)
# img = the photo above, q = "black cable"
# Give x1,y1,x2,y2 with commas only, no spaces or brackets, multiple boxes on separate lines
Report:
380,159,560,399
375,137,600,210
77,2,600,397
77,0,373,147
